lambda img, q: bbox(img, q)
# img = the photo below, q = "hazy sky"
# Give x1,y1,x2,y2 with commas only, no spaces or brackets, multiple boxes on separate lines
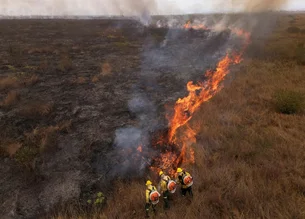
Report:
0,0,304,16
175,0,305,13
286,0,305,10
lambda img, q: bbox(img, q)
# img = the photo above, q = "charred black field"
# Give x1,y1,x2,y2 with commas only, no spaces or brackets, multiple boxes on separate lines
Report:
1,13,305,219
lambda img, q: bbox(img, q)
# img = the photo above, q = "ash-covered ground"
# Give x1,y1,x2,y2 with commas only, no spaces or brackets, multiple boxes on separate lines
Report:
0,17,249,218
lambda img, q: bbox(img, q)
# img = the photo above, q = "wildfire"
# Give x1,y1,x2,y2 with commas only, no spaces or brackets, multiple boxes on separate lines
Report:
169,53,239,143
183,21,208,30
137,145,143,153
147,22,251,176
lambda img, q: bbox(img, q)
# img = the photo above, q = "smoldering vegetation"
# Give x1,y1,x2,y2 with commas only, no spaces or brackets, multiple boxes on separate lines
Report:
101,11,287,184
1,10,304,219
95,16,252,183
0,17,244,218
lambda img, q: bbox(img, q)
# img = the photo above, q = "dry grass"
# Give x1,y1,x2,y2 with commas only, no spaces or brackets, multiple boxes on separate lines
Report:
15,120,72,167
0,90,19,107
24,74,39,86
19,102,54,117
27,46,54,54
100,62,112,76
77,58,304,219
89,61,113,83
74,76,87,84
100,28,123,39
0,73,39,91
49,13,305,219
58,54,73,72
4,143,22,157
0,76,19,90
273,89,304,114
92,75,100,83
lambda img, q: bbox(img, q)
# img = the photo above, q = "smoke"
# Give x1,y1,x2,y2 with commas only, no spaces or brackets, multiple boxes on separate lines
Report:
0,0,156,17
231,0,288,12
105,126,149,178
0,0,289,16
87,0,290,181
104,92,160,178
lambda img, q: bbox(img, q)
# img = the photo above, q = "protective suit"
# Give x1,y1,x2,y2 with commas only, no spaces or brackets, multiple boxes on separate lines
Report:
145,180,159,217
176,168,194,197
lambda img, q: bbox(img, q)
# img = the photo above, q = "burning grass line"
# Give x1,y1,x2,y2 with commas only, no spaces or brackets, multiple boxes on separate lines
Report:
150,23,252,175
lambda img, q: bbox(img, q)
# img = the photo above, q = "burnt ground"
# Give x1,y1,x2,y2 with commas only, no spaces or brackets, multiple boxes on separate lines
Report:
0,18,243,218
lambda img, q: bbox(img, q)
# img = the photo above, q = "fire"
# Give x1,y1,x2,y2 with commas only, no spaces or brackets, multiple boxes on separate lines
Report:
137,145,143,153
150,54,237,175
183,21,208,30
136,21,252,176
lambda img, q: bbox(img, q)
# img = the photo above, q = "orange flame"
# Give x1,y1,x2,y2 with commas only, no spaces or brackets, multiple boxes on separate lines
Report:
148,24,251,176
169,53,237,143
183,21,208,30
137,145,143,153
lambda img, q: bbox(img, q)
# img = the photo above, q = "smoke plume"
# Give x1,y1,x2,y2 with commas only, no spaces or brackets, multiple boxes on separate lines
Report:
0,0,289,16
0,0,158,16
231,0,288,12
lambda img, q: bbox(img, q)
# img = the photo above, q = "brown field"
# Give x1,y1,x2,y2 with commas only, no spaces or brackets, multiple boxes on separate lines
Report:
0,12,305,219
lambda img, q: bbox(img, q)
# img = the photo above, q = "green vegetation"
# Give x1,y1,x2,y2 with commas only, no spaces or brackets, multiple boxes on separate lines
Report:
87,192,106,206
273,89,304,114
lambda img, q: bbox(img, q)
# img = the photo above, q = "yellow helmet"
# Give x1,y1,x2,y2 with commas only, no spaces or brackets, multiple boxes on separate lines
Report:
146,180,152,186
177,168,183,173
159,171,164,176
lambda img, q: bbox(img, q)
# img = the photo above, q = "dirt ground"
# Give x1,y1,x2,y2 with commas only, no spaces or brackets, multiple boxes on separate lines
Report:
0,13,305,219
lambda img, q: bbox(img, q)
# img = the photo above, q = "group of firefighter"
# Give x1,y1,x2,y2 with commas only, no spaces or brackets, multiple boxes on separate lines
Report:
145,167,193,217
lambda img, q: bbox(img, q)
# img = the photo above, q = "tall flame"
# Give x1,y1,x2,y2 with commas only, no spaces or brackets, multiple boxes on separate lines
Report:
149,22,251,176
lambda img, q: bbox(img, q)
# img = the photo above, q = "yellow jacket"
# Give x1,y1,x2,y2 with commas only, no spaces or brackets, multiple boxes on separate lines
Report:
160,175,171,192
176,171,191,189
146,185,157,203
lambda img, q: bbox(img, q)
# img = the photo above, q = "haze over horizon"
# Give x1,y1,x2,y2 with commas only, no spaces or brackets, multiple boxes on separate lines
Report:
0,0,304,17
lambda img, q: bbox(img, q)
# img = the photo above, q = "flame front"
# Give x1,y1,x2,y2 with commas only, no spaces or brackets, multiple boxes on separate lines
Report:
149,22,251,176
183,21,208,30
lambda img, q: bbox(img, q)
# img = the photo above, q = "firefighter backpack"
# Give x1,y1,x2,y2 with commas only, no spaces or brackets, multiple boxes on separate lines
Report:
166,179,177,193
148,186,160,205
182,173,193,188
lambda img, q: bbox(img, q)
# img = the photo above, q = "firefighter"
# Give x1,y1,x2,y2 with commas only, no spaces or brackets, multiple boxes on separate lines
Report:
145,180,160,218
159,170,176,209
176,167,193,197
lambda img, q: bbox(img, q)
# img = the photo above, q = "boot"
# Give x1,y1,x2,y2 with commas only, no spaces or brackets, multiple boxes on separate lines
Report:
145,211,149,218
145,204,150,218
189,187,193,198
164,198,170,209
153,206,157,215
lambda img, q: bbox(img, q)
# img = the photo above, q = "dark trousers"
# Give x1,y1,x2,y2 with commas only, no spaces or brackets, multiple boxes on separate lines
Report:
163,190,170,209
145,203,156,217
181,186,193,197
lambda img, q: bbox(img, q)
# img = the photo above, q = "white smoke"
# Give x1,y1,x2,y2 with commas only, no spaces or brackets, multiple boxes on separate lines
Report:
0,0,171,16
0,0,290,16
